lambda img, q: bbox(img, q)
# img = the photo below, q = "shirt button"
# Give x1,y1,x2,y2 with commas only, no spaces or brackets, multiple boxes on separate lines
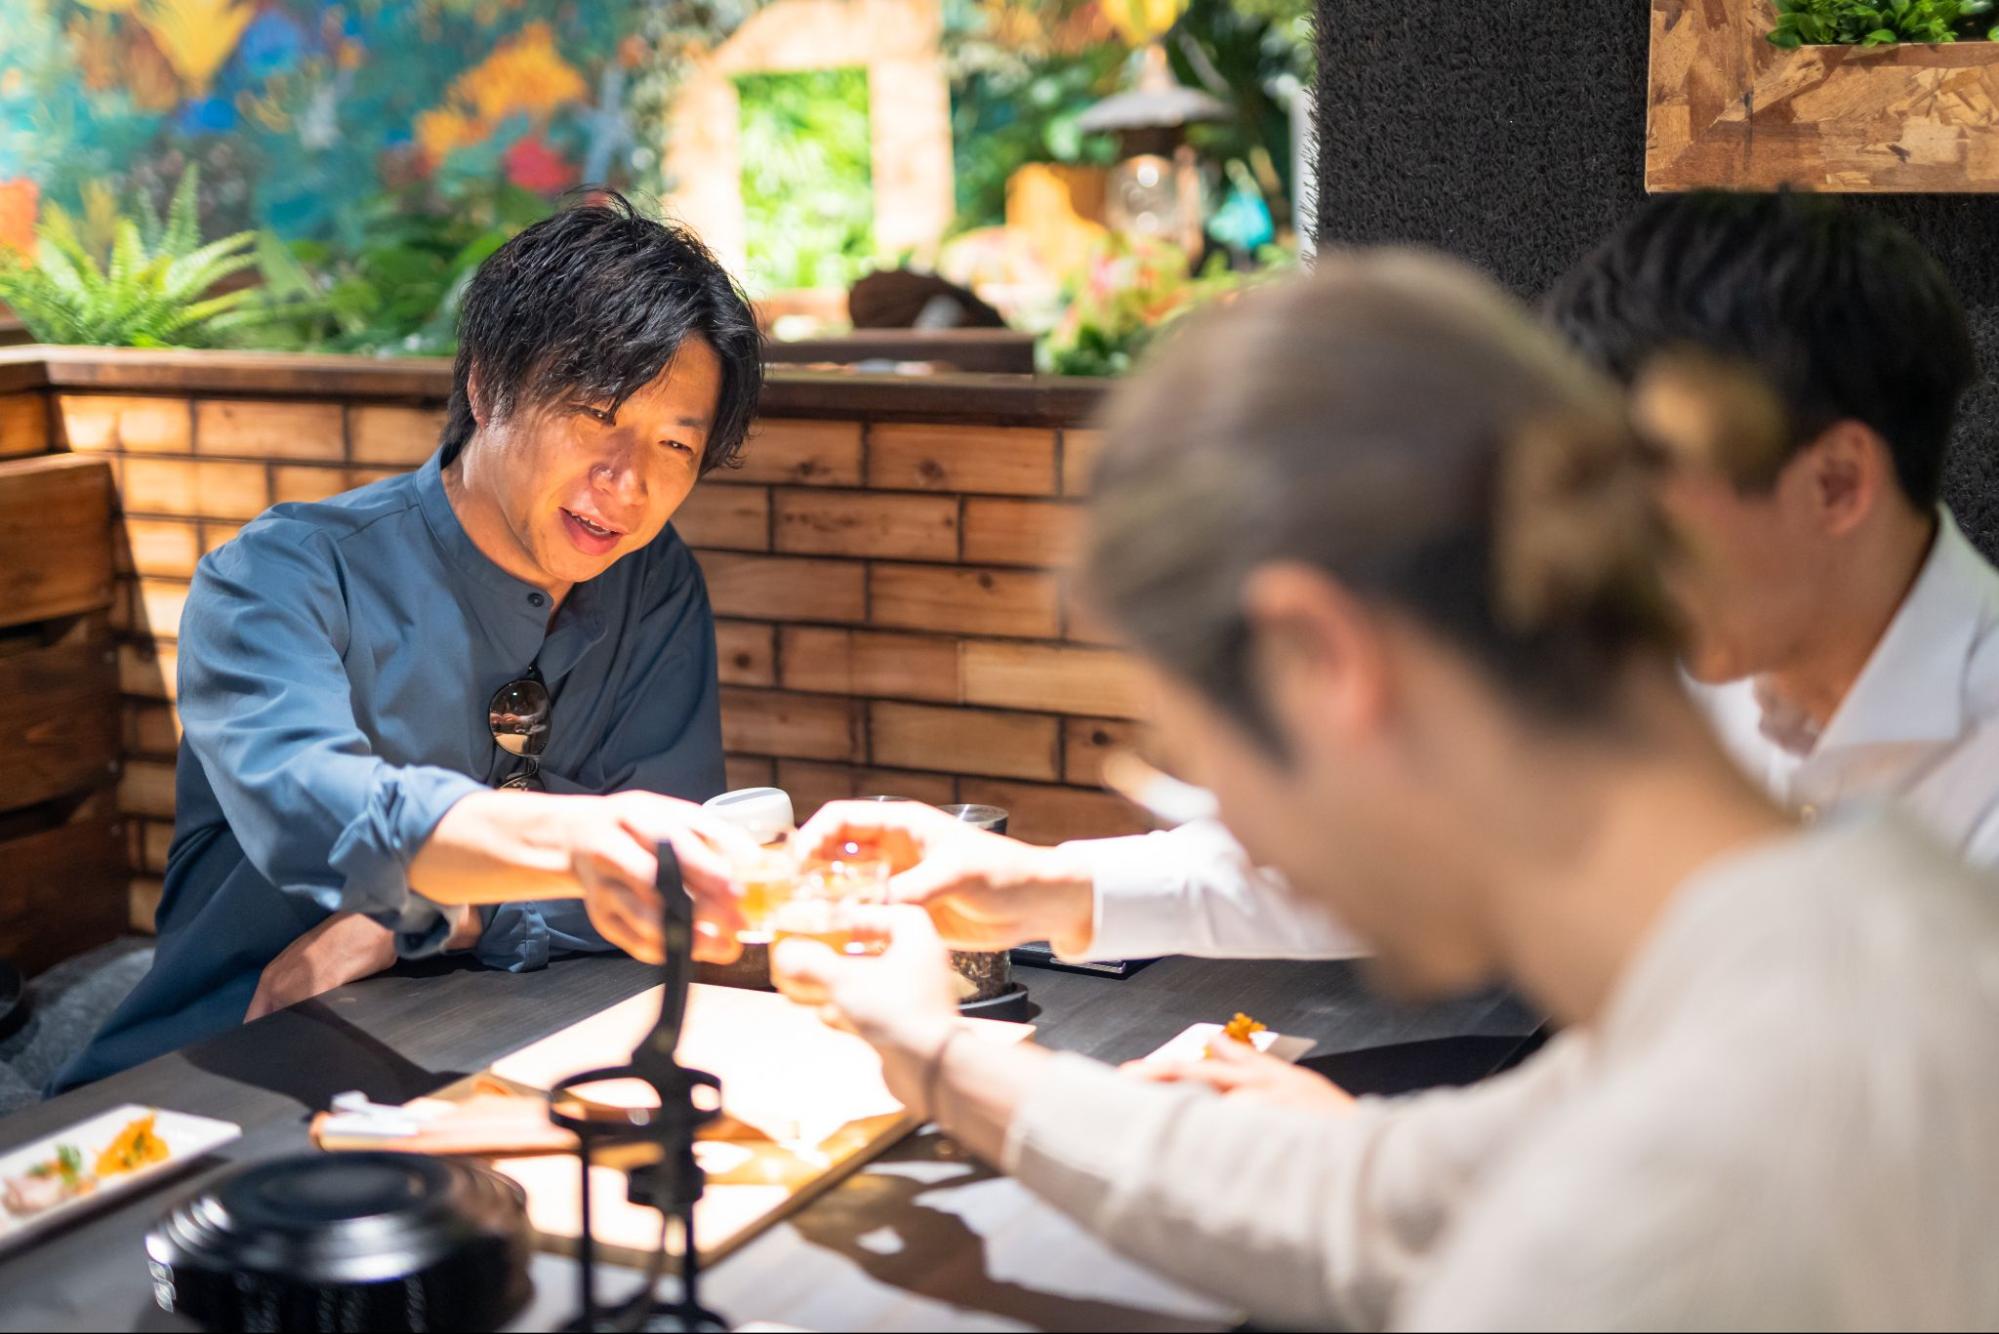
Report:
528,592,546,608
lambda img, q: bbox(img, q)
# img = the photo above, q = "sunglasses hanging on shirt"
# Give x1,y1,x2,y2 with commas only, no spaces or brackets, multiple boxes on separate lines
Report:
488,666,551,792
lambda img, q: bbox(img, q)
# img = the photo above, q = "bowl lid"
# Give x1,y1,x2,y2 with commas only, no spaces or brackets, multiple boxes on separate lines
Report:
149,1152,525,1286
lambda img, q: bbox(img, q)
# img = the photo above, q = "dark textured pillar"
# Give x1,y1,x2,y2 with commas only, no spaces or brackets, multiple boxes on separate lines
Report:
1313,2,1999,554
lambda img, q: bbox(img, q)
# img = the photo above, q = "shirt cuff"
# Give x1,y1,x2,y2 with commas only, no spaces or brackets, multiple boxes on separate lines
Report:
1068,821,1372,962
324,765,486,949
1065,823,1249,960
389,894,461,960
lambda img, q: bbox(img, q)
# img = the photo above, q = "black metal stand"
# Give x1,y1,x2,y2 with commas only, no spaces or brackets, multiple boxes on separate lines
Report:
550,844,727,1333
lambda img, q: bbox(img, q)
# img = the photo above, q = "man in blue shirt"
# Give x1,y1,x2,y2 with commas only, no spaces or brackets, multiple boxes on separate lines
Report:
54,196,765,1091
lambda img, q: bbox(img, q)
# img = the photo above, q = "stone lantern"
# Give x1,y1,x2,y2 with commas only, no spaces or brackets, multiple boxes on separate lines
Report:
1077,41,1229,260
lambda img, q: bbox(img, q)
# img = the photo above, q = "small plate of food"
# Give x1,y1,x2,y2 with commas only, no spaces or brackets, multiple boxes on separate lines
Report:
1143,1012,1316,1065
0,1105,240,1252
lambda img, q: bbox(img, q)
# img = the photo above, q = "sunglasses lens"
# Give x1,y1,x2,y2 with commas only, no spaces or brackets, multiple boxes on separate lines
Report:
489,677,552,757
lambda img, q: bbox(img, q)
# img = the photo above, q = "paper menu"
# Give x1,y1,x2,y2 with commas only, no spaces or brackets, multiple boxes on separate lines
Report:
486,982,1032,1264
491,983,962,1148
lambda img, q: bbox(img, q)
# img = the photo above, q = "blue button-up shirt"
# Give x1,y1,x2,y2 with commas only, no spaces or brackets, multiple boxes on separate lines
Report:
53,452,724,1091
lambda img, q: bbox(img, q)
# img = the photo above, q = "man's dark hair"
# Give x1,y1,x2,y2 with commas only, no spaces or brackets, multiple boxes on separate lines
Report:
1543,191,1975,508
442,192,762,474
1086,252,1675,747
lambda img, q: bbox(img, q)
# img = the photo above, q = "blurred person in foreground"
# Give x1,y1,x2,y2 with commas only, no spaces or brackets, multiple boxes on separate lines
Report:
54,196,762,1092
776,255,1999,1329
794,192,1997,1103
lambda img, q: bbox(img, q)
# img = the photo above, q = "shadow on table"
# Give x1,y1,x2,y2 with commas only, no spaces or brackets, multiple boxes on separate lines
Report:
181,997,465,1113
130,1296,184,1331
1307,1030,1548,1099
788,1131,1219,1332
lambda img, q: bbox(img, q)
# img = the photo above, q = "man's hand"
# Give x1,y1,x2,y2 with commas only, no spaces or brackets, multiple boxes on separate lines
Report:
408,789,758,964
244,904,483,1023
1122,1037,1357,1112
245,912,400,1022
769,906,960,1117
791,801,1097,954
567,791,756,965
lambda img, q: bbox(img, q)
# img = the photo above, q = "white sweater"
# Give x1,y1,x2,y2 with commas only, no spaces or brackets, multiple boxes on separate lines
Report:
1003,815,1999,1330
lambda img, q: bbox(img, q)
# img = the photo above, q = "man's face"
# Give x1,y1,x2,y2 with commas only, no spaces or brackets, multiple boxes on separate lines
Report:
480,336,722,589
1655,451,1827,684
1144,618,1500,1002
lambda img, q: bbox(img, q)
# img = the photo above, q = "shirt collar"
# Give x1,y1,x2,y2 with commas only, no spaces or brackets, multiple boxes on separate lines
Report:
414,450,550,609
413,450,617,681
1813,507,1996,754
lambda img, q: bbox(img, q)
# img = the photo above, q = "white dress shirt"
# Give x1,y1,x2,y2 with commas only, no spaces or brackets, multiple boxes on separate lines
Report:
1071,509,1999,961
1006,815,1999,1329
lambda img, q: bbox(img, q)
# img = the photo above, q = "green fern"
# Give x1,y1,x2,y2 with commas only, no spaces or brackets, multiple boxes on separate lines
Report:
1769,0,1996,46
0,167,282,348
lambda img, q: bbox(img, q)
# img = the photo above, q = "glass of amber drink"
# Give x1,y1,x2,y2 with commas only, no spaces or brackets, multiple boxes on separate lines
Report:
768,854,890,1003
735,848,800,945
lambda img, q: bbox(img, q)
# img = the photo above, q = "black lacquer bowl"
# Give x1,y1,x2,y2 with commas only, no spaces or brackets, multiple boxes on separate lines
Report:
145,1151,531,1333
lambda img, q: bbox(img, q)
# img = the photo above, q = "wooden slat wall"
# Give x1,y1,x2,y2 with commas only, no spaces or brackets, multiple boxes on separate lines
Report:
53,392,444,931
682,417,1149,843
39,383,1145,951
0,442,123,972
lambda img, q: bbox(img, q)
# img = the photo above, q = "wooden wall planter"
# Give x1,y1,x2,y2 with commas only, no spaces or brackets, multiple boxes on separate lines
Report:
1649,0,1999,192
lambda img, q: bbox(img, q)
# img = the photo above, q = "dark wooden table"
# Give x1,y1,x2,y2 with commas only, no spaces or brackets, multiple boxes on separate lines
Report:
0,951,1535,1332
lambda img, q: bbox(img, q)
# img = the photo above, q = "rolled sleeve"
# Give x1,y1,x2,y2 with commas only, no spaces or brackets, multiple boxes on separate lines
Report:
179,522,483,947
328,765,489,955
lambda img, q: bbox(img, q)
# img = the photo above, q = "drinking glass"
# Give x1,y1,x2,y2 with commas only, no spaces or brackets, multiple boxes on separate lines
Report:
734,848,800,945
768,855,890,1003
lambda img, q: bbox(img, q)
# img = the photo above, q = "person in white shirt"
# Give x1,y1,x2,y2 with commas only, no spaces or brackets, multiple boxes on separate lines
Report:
775,254,1999,1330
797,191,1998,984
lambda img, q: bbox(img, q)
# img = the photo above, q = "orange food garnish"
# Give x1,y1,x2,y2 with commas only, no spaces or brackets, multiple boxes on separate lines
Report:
1222,1012,1267,1043
94,1113,168,1177
1204,1012,1268,1058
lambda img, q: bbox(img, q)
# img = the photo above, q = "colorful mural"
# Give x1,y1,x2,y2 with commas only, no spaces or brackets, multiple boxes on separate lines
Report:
0,0,652,245
0,0,1309,352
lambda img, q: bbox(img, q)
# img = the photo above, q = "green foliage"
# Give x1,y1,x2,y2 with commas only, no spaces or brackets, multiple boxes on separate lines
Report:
1175,0,1313,236
248,185,548,355
27,1143,84,1186
1768,0,1996,46
735,67,876,294
0,167,281,349
942,0,1312,237
1042,235,1288,376
949,48,1125,234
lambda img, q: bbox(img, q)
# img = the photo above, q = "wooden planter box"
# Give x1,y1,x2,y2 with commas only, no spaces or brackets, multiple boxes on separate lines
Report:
1649,0,1999,192
0,453,122,974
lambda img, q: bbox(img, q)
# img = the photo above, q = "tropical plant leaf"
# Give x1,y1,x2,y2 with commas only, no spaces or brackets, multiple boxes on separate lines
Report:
0,165,313,348
164,164,202,260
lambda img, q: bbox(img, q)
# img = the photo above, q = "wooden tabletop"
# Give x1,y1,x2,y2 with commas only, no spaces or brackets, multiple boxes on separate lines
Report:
0,949,1535,1332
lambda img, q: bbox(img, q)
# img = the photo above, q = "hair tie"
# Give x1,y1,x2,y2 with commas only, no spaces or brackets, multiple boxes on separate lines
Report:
1495,406,1658,633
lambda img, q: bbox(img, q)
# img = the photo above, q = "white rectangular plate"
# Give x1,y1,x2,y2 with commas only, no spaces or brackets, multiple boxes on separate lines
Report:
0,1104,241,1253
1143,1023,1315,1066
